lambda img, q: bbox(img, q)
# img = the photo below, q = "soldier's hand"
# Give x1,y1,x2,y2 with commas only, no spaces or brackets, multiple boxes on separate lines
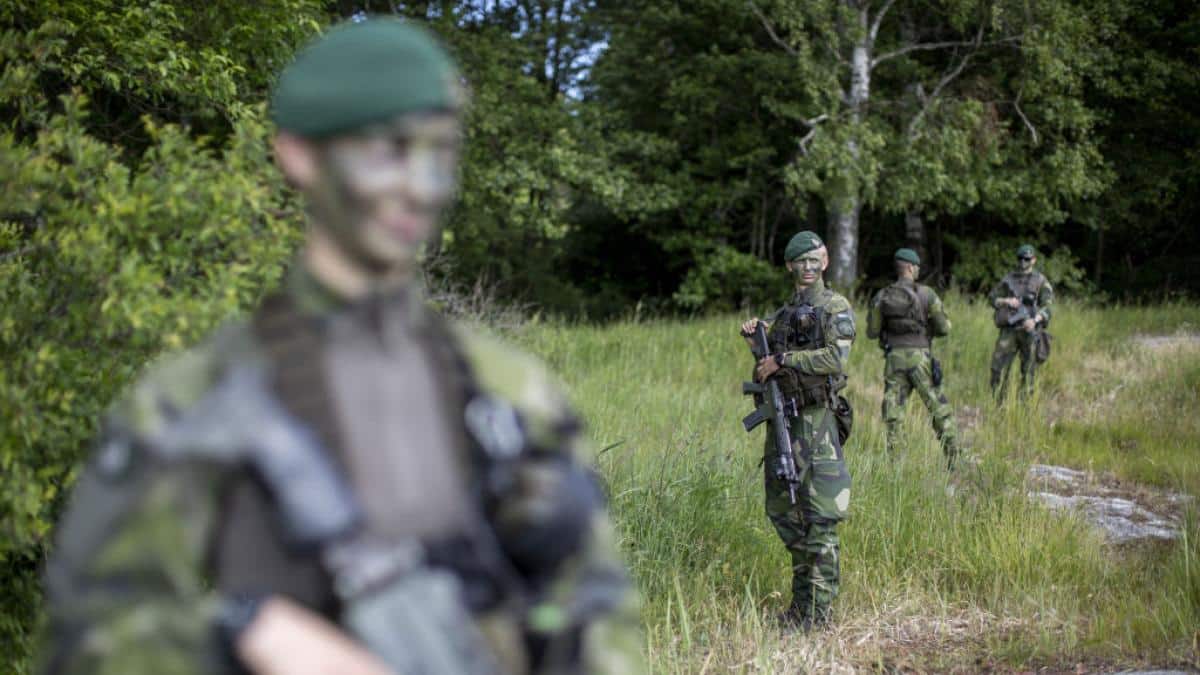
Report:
1005,297,1021,309
237,596,395,675
740,318,762,336
756,355,781,381
1021,318,1036,332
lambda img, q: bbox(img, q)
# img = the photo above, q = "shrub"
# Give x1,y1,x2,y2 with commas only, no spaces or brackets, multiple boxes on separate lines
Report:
674,245,791,312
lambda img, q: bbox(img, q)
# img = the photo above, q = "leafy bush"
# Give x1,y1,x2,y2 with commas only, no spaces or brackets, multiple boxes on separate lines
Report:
673,245,791,313
0,98,303,670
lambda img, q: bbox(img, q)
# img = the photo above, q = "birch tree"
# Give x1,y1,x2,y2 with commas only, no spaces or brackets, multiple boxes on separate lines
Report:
750,0,1101,287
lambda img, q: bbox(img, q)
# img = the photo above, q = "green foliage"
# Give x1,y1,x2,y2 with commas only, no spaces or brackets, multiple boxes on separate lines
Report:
947,236,1093,296
0,0,324,140
673,245,791,312
0,19,305,661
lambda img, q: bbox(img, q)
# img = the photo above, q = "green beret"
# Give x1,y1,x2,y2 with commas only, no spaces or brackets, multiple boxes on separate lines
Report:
894,248,921,266
784,231,825,261
1016,244,1037,258
271,18,461,138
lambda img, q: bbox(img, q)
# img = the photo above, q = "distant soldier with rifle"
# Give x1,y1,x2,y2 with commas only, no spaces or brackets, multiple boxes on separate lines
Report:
38,17,643,675
989,244,1054,399
739,231,855,631
866,248,959,468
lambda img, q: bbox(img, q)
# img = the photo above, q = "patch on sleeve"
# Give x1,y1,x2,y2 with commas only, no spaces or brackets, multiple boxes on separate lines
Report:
833,311,856,339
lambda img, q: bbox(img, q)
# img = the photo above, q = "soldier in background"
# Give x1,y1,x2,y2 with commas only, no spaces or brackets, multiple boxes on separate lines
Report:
38,17,642,675
989,244,1054,399
866,248,959,469
739,231,854,631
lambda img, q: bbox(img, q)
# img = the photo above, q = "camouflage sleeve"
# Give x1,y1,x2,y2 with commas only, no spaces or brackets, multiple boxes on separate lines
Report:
1037,279,1054,325
452,327,646,673
525,431,645,675
926,287,951,338
988,276,1013,308
38,339,239,675
865,291,883,340
38,426,229,674
782,297,855,375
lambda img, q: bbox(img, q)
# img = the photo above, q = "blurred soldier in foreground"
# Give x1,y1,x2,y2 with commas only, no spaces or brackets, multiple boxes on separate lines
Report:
988,244,1054,399
38,18,642,675
738,231,854,631
866,248,959,469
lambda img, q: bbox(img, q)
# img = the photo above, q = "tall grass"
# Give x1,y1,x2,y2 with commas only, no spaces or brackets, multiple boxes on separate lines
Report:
512,295,1200,672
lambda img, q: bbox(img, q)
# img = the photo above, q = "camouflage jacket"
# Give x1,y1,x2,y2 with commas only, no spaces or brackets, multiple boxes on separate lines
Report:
865,280,951,350
762,280,855,405
38,267,643,675
988,270,1054,327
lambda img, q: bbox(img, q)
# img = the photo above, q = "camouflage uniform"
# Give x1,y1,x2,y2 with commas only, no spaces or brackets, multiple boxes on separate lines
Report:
761,279,854,624
988,270,1054,398
866,279,959,466
38,268,643,675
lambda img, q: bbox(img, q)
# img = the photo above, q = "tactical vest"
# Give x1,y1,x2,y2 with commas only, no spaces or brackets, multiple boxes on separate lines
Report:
214,291,517,615
992,271,1045,328
767,289,844,408
878,280,929,349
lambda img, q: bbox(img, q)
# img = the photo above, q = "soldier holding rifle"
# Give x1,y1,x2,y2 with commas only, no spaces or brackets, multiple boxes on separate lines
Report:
738,231,854,631
989,244,1054,399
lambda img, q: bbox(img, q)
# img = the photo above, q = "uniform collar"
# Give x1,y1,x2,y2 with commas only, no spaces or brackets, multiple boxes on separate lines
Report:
285,260,430,331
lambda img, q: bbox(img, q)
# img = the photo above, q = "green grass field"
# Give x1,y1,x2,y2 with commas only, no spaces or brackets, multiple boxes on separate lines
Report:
510,295,1200,673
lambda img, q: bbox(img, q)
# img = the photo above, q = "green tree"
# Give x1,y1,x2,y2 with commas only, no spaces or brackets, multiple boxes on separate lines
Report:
750,0,1110,287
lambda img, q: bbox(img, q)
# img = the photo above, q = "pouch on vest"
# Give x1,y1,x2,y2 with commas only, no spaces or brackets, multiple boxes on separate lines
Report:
833,395,853,446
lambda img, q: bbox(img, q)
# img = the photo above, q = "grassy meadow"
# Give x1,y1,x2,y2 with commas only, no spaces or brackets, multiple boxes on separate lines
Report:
510,294,1200,673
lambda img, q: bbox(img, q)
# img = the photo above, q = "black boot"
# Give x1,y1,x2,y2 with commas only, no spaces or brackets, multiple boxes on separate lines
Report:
777,601,830,633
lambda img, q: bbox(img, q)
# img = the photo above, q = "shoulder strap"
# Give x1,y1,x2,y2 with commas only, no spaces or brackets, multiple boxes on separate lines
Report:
252,292,346,463
896,282,926,320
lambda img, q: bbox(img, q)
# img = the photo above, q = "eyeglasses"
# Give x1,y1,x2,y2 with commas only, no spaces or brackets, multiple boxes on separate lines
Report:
1017,255,1034,262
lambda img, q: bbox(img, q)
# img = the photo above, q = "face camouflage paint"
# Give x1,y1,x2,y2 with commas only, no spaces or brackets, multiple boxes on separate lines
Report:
310,112,461,272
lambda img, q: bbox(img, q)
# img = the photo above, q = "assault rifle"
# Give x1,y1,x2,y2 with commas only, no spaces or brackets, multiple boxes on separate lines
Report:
740,321,802,504
1005,292,1040,328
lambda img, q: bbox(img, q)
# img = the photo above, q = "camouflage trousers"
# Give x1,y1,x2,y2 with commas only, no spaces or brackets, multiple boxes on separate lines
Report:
990,327,1039,399
882,348,958,466
764,404,850,621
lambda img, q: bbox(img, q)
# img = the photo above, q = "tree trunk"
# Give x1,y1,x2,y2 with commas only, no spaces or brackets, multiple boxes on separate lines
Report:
825,3,871,290
826,196,861,289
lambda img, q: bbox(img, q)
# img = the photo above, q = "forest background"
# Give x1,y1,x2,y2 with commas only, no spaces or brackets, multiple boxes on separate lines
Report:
1,0,1198,670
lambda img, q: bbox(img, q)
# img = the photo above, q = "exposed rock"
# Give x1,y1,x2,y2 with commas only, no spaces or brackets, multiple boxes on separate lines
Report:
1027,464,1192,544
